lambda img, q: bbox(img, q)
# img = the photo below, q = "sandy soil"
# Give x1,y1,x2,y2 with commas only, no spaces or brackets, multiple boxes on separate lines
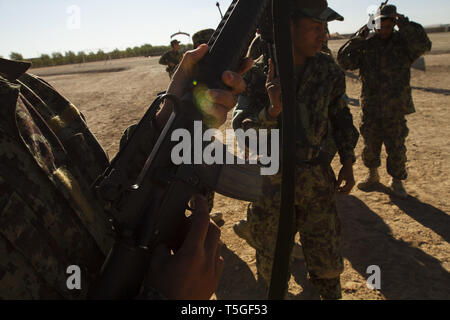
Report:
31,33,450,300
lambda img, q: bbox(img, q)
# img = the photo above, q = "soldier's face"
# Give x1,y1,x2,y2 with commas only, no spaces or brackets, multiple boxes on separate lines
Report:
291,18,327,58
376,19,395,40
173,43,180,51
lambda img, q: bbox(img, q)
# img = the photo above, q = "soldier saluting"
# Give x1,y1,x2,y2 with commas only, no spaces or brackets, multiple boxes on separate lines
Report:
337,3,432,198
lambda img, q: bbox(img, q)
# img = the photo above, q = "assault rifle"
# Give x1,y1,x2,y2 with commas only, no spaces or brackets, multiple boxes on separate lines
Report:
88,0,271,299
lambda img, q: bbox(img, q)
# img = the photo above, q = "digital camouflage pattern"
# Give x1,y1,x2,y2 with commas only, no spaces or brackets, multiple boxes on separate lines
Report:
232,52,359,299
360,117,409,179
0,59,163,299
158,50,183,78
337,18,431,179
192,29,215,49
0,59,113,298
233,52,358,164
248,165,343,299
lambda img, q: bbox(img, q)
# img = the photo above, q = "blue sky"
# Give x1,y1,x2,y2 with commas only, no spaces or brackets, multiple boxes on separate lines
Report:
1,0,449,59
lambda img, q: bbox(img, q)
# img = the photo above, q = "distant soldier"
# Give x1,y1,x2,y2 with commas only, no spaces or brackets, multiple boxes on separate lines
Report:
159,39,183,78
337,3,432,198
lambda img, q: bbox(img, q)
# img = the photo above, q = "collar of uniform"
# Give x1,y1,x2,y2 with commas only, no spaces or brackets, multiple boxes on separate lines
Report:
0,58,31,81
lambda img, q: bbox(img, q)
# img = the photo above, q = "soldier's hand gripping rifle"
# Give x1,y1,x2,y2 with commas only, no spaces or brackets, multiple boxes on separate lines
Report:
88,0,271,299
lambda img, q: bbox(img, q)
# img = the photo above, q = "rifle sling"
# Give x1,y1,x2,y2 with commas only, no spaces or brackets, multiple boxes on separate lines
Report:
268,0,297,300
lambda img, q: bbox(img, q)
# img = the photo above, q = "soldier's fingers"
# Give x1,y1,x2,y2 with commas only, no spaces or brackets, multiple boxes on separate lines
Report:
206,89,237,113
221,71,246,95
204,222,221,260
181,195,211,251
180,44,209,70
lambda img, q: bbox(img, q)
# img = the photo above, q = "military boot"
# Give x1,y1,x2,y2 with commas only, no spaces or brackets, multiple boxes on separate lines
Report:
390,178,408,199
357,168,380,190
233,220,257,248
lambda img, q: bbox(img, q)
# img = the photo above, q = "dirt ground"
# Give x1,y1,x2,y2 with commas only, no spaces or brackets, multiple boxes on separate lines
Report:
32,33,450,300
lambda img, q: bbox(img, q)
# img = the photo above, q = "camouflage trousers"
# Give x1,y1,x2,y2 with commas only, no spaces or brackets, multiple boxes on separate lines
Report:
360,116,409,180
247,164,344,299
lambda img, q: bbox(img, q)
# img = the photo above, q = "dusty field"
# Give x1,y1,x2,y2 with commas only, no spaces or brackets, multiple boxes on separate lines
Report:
32,33,450,300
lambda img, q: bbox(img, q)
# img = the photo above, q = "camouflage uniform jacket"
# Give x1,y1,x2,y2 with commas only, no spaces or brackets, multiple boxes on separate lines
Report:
0,59,163,299
159,50,183,75
233,53,358,165
337,19,432,119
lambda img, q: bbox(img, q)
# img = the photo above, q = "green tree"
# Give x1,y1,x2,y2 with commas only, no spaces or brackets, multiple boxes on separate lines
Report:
10,52,24,61
76,51,86,64
86,51,96,62
140,44,153,57
96,49,106,61
110,48,122,59
40,54,52,66
51,52,64,65
64,51,77,64
125,47,133,58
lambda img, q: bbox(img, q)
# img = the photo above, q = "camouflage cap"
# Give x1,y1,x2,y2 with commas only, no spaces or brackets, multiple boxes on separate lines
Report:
192,29,215,49
374,4,397,20
170,39,180,47
290,0,344,22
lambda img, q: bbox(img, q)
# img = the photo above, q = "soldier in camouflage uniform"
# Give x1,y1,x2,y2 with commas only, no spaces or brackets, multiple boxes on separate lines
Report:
232,0,359,299
337,4,432,198
0,46,248,299
159,39,183,78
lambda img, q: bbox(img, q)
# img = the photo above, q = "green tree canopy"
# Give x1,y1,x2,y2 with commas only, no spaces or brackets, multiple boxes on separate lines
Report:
10,52,23,61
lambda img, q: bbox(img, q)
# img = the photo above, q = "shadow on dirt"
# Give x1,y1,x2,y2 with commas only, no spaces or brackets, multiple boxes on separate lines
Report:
215,246,267,300
32,67,130,77
412,86,450,96
337,194,450,299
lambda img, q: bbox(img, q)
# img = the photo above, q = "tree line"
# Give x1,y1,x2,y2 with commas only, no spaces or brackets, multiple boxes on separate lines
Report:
6,43,193,69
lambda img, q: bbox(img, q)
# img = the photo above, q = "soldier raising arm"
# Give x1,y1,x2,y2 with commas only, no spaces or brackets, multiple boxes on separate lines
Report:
337,3,431,198
338,8,431,70
232,0,359,300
